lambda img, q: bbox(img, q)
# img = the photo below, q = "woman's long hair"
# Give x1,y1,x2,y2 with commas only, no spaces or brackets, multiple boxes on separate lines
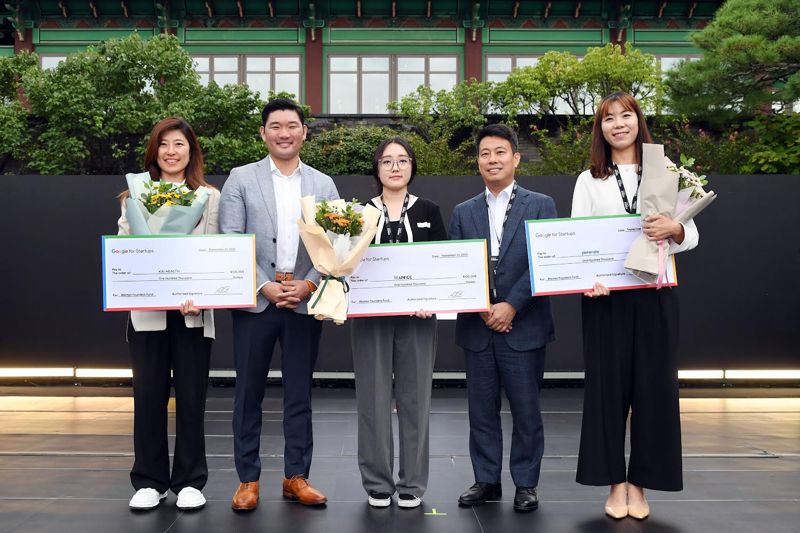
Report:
589,92,653,179
119,118,207,201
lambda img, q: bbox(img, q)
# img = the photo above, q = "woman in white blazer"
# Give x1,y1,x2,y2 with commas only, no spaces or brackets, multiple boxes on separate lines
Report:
117,118,219,511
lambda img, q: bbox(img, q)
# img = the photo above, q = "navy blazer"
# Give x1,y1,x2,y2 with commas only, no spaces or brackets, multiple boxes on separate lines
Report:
449,184,557,352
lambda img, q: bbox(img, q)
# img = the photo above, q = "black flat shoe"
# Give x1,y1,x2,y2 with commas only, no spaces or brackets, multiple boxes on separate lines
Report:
513,486,538,512
458,482,502,506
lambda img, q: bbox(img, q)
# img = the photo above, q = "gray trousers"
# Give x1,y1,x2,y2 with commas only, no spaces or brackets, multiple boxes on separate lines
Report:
351,315,437,497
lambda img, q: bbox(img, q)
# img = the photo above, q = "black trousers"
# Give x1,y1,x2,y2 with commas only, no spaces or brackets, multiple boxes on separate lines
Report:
576,288,683,491
231,306,323,482
128,311,212,494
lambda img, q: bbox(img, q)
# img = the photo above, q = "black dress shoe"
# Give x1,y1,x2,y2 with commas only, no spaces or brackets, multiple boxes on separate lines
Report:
513,486,539,512
458,482,502,506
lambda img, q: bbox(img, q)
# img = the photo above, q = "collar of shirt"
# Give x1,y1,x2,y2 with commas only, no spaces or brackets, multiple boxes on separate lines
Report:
485,180,515,207
268,155,302,180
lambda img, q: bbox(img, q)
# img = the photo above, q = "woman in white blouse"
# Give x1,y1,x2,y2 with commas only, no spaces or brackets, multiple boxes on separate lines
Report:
571,92,698,520
117,118,220,512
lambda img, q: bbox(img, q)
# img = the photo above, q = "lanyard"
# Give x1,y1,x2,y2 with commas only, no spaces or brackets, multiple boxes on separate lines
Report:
380,193,410,243
485,182,518,250
612,164,641,214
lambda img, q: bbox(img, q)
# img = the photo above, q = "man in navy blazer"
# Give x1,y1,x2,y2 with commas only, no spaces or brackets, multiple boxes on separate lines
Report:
449,124,556,512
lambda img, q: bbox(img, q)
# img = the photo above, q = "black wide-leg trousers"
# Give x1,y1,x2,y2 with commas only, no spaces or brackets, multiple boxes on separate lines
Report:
128,311,212,494
576,288,683,491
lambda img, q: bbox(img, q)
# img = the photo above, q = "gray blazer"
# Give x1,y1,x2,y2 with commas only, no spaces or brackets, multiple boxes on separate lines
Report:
219,156,339,314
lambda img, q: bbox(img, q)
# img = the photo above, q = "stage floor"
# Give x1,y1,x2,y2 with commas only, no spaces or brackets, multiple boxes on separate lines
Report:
0,385,797,533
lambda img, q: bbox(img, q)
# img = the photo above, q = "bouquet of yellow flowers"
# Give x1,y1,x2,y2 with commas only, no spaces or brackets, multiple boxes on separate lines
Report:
140,179,197,214
298,197,381,324
123,172,209,235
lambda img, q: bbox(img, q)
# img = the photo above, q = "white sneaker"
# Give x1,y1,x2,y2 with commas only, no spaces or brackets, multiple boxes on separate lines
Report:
129,488,167,510
397,494,422,508
367,491,392,508
176,487,206,510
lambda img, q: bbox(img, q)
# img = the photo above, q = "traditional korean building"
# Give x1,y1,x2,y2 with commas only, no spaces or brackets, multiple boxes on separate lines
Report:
1,1,723,114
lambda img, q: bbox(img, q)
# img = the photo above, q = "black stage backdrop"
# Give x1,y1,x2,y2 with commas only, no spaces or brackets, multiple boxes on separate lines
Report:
0,174,797,372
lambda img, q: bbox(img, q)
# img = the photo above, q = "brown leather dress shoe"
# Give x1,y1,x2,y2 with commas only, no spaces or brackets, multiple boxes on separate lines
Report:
232,481,259,511
282,475,327,505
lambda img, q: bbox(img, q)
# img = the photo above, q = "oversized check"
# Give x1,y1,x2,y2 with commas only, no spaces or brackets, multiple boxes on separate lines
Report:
102,234,257,311
347,240,490,317
525,215,676,296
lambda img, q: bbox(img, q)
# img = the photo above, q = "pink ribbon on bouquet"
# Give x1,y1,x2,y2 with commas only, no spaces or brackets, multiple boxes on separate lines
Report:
656,239,667,289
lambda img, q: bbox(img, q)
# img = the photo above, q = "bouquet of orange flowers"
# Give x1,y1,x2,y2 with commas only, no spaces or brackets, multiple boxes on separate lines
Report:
298,197,381,324
315,199,365,238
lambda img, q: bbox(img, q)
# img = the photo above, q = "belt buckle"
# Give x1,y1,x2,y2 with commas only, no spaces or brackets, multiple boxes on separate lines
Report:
275,272,294,282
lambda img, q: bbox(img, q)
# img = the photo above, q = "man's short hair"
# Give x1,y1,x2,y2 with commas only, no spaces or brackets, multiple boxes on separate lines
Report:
261,98,306,127
475,124,519,153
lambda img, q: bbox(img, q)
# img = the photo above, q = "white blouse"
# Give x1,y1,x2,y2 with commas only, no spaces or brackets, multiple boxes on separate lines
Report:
571,164,698,254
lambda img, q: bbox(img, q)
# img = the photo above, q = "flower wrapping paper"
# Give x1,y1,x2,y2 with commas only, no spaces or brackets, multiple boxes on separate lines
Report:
123,172,209,235
297,196,381,324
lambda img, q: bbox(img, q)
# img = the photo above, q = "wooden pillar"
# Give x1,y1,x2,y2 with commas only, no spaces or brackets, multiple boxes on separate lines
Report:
13,28,33,54
464,28,483,82
304,28,324,113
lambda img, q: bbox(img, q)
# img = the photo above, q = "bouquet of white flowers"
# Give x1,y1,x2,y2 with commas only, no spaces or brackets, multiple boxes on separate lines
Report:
624,145,716,286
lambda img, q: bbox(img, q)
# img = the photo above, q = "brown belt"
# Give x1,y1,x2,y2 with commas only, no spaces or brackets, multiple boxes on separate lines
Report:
274,271,294,282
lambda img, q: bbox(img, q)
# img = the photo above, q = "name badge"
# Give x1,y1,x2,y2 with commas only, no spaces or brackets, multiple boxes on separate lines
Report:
416,222,431,228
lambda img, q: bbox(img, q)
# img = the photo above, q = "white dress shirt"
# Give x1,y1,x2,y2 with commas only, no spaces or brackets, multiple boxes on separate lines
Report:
269,155,303,273
571,165,698,254
485,180,516,257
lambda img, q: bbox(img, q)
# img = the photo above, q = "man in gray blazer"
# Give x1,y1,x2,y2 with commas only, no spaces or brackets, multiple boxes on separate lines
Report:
449,124,556,513
219,98,339,511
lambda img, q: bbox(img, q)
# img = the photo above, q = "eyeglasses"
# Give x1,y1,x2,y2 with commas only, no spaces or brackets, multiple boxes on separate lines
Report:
379,158,412,170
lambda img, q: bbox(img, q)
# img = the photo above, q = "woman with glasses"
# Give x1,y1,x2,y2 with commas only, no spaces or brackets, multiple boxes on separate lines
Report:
351,137,447,509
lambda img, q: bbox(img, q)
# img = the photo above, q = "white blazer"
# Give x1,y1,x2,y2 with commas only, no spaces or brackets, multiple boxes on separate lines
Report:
117,185,220,339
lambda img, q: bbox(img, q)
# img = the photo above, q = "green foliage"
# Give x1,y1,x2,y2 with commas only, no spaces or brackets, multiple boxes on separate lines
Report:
493,44,663,125
302,125,396,175
665,0,800,119
0,51,37,102
388,81,490,148
182,82,265,174
651,118,750,175
580,44,662,113
523,118,593,176
301,125,473,176
0,101,29,172
739,115,800,174
21,33,201,174
14,33,299,175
